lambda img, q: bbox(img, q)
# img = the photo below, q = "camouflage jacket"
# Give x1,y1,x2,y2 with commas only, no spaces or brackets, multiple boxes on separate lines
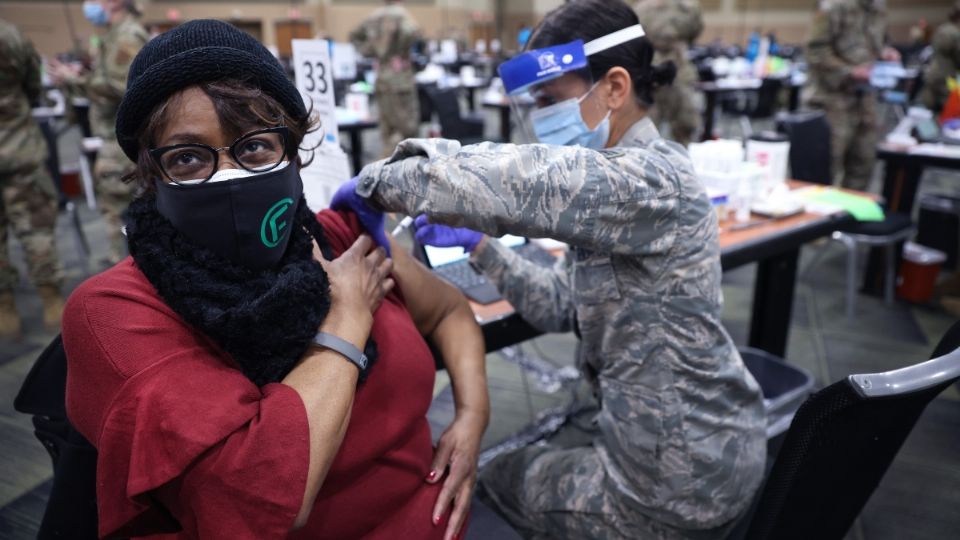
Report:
0,19,47,174
82,14,147,167
634,0,702,86
806,0,885,101
357,119,766,529
921,22,960,113
349,4,421,93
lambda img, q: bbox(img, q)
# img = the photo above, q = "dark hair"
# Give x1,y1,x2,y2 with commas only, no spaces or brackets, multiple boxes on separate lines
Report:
126,77,320,192
527,0,675,107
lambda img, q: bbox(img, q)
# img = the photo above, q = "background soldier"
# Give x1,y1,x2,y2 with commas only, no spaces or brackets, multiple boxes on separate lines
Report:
49,0,147,264
0,19,64,337
805,0,900,191
350,0,422,158
920,1,960,114
634,0,703,146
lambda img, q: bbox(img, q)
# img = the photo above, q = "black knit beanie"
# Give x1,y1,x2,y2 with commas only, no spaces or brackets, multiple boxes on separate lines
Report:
115,19,307,162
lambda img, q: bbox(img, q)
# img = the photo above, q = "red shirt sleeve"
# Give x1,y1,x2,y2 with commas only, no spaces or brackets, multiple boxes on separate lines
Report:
63,263,310,539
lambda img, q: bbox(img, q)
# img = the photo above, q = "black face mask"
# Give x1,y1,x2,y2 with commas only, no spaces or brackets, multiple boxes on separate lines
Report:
154,163,304,271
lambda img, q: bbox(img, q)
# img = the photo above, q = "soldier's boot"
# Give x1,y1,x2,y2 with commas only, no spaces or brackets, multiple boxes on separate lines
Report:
37,286,64,330
0,292,22,338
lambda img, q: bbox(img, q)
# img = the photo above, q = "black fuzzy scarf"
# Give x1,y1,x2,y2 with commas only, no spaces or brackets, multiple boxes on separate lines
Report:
125,194,376,386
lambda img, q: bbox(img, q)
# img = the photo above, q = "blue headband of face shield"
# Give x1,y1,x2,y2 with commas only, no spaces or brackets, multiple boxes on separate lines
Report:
497,25,646,148
498,24,647,96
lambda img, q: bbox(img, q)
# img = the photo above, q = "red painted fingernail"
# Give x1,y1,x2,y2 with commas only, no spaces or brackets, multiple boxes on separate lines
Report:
432,515,440,525
426,470,437,481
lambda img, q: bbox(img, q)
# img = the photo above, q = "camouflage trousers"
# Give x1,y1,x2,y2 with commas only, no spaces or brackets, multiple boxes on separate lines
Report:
93,158,134,262
650,83,701,148
810,92,878,192
477,401,737,540
377,88,420,158
0,163,62,293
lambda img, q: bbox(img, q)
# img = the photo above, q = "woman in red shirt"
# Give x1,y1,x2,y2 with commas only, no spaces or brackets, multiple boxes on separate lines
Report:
62,20,488,540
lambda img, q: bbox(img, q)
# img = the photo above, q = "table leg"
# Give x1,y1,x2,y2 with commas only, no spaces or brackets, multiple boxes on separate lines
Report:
38,119,64,205
466,87,476,112
499,107,511,142
701,91,717,142
788,85,800,112
349,129,363,175
880,158,925,215
748,249,799,358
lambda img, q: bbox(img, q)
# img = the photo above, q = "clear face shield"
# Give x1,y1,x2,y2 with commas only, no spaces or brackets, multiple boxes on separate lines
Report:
498,25,646,148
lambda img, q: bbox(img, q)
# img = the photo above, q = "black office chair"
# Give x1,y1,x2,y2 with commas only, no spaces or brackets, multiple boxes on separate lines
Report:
732,320,960,540
417,83,435,124
776,110,832,185
14,335,100,540
426,86,486,144
750,77,783,120
779,110,915,317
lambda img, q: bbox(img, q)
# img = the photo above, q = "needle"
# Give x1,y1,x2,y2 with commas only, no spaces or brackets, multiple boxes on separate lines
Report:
391,216,415,236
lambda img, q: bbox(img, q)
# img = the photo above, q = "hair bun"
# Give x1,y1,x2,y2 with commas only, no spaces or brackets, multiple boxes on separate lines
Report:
649,61,677,88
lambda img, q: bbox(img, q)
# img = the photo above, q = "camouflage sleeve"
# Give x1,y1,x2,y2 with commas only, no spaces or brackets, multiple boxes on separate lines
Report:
471,239,576,333
89,31,144,101
806,6,853,91
634,3,675,53
676,0,704,43
931,24,960,57
357,138,679,256
403,20,423,54
921,55,953,111
20,38,43,105
349,19,375,58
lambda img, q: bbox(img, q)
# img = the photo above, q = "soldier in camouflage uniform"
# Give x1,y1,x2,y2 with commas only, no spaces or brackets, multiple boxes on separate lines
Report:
350,0,422,159
805,0,900,191
919,2,960,114
50,0,147,264
634,0,703,146
0,19,65,336
338,2,766,537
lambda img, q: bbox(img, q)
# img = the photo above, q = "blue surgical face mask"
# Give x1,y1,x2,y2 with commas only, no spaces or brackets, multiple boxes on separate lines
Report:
530,83,611,149
83,1,109,27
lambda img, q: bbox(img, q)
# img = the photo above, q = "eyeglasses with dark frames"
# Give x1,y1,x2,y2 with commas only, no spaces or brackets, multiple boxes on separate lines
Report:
149,126,292,185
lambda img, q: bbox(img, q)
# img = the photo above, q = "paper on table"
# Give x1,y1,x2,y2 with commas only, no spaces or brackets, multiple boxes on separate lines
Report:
794,186,884,222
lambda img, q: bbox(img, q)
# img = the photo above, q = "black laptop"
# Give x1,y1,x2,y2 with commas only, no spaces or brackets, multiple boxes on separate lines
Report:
418,235,555,304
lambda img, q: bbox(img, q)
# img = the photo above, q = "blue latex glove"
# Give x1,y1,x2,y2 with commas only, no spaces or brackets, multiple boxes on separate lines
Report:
330,176,390,256
413,214,483,252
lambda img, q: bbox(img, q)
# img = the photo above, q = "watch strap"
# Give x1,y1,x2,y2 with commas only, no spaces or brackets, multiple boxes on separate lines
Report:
312,332,368,371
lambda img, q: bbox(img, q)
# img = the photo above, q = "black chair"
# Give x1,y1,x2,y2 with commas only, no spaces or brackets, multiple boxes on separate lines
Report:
426,86,486,144
14,335,100,540
779,110,915,316
417,82,435,124
832,213,915,318
775,110,832,185
731,320,960,540
750,77,783,120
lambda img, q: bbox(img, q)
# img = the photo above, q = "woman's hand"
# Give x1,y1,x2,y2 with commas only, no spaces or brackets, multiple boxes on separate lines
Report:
314,234,394,328
427,408,489,540
330,177,391,256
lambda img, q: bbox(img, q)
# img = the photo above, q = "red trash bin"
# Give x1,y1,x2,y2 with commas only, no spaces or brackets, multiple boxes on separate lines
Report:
897,242,947,303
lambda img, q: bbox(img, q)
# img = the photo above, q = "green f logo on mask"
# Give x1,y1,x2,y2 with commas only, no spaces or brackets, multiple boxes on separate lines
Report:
260,198,294,248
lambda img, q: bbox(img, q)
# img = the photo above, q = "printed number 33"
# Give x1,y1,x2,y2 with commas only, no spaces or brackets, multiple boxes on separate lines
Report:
302,61,328,94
